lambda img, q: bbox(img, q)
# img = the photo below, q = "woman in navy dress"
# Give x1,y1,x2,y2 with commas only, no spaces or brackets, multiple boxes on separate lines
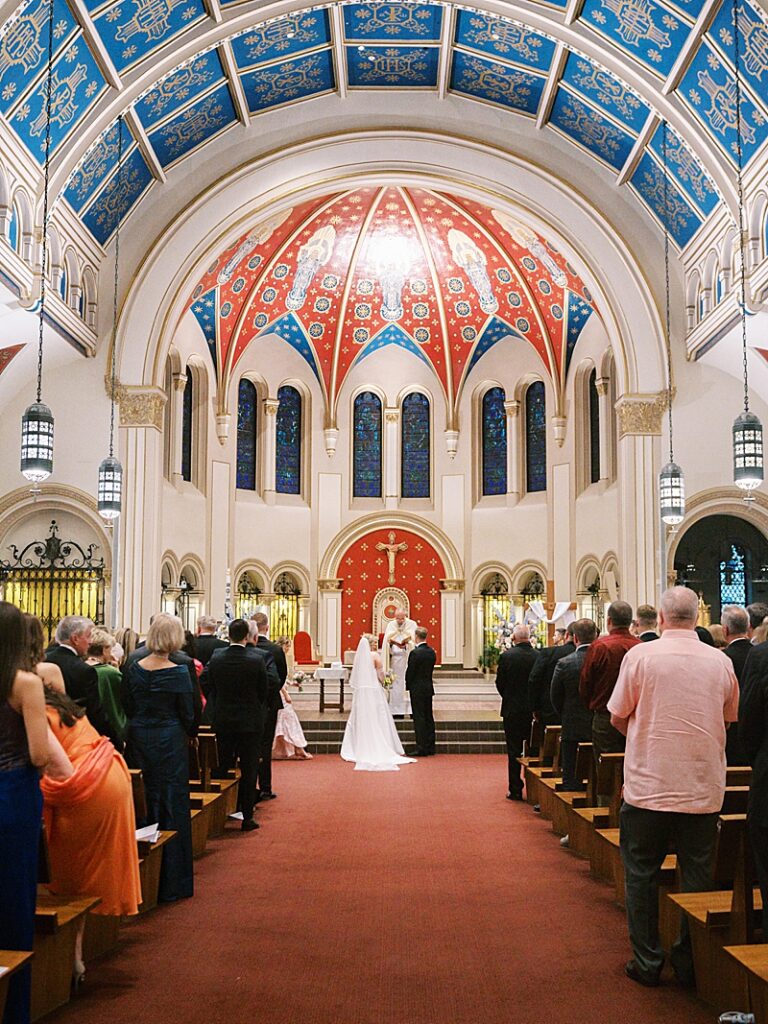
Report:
123,613,196,902
0,603,49,1024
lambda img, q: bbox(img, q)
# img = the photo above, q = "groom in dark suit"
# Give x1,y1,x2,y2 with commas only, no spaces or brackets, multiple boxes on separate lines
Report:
405,627,436,756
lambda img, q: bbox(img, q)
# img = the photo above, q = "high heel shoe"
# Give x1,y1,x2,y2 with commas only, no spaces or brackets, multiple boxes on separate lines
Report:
72,962,86,994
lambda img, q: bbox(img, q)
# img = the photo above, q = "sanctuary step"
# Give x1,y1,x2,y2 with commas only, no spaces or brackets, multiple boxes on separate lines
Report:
301,718,506,754
292,673,502,712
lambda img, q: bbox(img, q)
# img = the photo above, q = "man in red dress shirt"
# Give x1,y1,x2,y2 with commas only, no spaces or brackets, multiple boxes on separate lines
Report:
579,601,640,760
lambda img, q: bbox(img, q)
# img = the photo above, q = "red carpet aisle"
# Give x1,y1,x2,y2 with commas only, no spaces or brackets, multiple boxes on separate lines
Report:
50,756,712,1024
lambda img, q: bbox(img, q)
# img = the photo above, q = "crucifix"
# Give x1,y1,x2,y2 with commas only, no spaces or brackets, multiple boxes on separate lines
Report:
376,531,408,585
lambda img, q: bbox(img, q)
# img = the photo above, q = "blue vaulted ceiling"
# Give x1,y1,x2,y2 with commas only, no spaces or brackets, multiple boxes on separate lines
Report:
0,0,763,248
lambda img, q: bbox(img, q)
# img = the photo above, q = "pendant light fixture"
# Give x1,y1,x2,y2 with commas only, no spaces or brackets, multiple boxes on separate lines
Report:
97,117,124,520
730,0,763,493
20,0,55,484
658,121,685,526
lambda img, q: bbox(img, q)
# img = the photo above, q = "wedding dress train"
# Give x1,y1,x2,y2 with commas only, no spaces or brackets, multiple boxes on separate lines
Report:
340,638,415,772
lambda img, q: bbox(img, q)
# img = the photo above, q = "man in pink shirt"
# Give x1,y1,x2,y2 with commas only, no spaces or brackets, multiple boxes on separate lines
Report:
608,586,739,988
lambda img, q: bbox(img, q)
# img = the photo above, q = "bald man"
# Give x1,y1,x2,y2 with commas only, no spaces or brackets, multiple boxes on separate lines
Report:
495,625,539,800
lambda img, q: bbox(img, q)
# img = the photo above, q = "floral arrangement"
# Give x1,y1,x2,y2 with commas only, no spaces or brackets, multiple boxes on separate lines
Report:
291,670,311,691
381,670,395,691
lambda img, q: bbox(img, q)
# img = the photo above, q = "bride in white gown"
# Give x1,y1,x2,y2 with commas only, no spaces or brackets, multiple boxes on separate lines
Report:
341,636,415,772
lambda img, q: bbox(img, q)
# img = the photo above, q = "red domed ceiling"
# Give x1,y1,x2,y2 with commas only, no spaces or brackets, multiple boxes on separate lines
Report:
188,186,598,423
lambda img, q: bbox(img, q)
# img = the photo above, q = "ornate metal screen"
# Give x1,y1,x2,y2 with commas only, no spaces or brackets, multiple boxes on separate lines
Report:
481,573,511,650
0,520,105,641
272,572,300,639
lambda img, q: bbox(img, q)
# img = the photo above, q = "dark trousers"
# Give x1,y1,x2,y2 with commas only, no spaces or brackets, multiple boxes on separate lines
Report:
749,818,768,938
620,802,718,979
560,739,584,790
216,731,261,821
592,709,626,759
410,687,436,754
257,705,280,794
503,716,526,796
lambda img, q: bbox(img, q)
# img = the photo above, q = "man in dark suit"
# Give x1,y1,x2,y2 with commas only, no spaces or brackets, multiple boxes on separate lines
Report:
495,625,539,800
723,604,752,766
634,605,659,642
550,618,597,790
527,624,575,727
194,616,228,667
739,633,768,937
46,615,113,740
250,612,286,800
201,619,267,832
405,626,436,756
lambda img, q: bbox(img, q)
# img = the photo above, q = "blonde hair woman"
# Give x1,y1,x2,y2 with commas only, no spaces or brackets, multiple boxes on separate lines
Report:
86,627,127,746
123,613,196,902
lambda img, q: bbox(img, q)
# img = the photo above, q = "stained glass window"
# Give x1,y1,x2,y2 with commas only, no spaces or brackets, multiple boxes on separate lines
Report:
482,387,507,496
8,203,19,251
720,544,747,607
276,385,302,494
353,391,382,498
401,392,430,498
236,378,257,491
181,371,193,483
589,369,600,485
525,381,546,493
59,266,67,302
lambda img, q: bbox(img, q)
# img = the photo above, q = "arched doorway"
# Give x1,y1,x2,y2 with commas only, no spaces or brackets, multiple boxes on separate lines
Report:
673,515,768,624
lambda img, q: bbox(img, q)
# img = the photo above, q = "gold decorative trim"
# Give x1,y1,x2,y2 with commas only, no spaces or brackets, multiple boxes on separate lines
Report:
616,393,667,437
118,385,166,429
385,410,400,423
263,398,280,416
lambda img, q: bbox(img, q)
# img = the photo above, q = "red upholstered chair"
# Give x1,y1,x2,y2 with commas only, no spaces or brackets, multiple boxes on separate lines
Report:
293,631,319,665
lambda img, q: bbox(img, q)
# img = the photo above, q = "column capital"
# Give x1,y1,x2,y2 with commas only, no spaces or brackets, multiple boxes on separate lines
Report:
503,399,520,418
118,385,166,430
318,578,343,591
440,578,465,592
615,393,667,438
384,407,400,423
264,397,280,416
595,376,610,397
171,371,188,393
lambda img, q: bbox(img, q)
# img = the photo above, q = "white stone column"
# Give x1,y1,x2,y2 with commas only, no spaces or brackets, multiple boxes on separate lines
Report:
440,580,465,666
318,580,342,663
298,595,310,633
384,406,399,507
207,460,231,622
615,394,664,609
551,462,572,602
595,377,612,483
118,386,166,633
262,397,279,502
171,370,187,484
470,594,484,672
504,399,520,506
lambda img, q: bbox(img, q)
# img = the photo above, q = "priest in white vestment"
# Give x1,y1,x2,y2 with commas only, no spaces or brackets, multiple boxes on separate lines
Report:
382,609,418,717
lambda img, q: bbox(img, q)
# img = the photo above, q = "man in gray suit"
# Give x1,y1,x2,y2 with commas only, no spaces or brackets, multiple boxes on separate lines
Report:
551,618,598,791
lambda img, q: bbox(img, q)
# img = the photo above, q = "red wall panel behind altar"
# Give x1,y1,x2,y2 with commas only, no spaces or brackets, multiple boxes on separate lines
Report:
340,529,444,658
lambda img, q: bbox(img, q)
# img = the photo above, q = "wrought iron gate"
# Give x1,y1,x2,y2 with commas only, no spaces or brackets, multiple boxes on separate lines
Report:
0,520,105,641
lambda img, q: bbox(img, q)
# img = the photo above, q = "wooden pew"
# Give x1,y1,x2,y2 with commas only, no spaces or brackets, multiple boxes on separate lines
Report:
0,951,34,1020
667,813,758,1012
724,945,768,1024
137,831,176,913
189,775,239,836
522,726,562,808
31,891,100,1021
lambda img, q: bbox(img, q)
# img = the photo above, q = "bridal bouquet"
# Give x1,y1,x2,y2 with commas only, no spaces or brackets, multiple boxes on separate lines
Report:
381,670,395,691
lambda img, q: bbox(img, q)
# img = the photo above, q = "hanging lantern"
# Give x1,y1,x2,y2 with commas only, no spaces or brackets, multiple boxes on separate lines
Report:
20,400,54,482
20,0,55,485
97,455,123,519
659,460,685,525
733,411,764,491
98,116,125,520
729,0,762,497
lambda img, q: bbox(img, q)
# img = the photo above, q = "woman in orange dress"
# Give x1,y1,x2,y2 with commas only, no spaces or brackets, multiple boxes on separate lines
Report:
41,688,141,986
